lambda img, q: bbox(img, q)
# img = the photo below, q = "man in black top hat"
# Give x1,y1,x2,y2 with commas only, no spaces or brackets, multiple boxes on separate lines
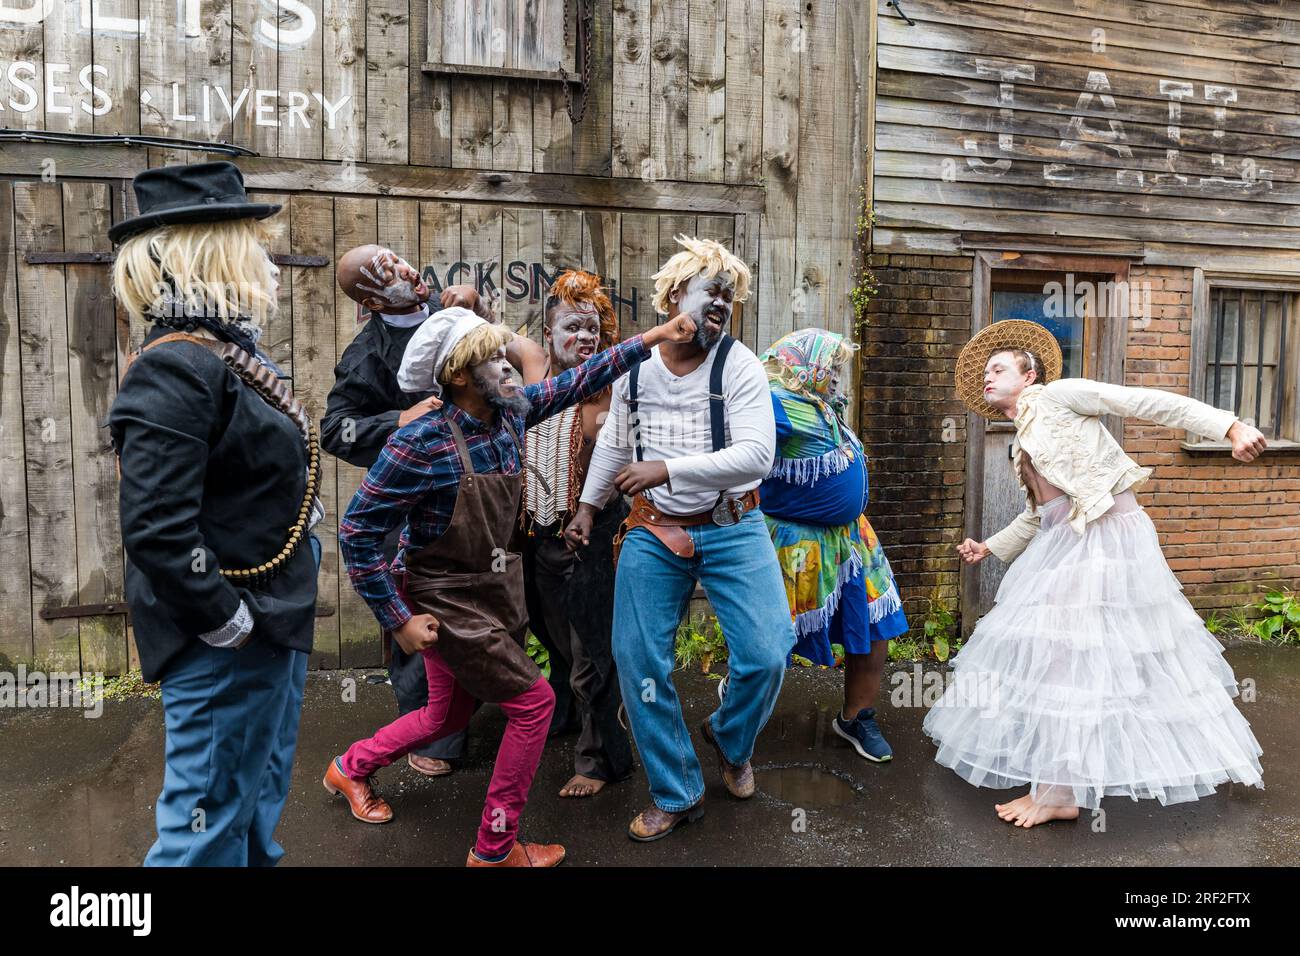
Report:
109,161,319,865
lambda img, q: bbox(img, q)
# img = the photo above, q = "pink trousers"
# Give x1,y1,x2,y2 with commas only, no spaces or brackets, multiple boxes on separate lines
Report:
340,644,555,858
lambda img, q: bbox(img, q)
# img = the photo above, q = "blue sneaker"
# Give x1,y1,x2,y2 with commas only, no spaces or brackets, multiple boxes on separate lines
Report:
833,707,893,762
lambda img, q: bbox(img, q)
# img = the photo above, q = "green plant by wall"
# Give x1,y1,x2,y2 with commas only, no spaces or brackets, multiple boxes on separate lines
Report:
849,183,879,338
1203,590,1300,646
1248,590,1300,645
525,632,551,679
675,615,729,674
923,586,958,662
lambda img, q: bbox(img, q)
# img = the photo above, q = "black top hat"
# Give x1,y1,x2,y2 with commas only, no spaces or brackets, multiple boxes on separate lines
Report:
109,161,281,244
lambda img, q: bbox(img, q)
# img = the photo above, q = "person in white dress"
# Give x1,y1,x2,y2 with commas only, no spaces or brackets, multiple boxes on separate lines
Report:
925,319,1267,828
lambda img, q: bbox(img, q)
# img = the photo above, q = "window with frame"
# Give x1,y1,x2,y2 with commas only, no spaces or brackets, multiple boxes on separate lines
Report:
426,0,578,79
1191,279,1299,444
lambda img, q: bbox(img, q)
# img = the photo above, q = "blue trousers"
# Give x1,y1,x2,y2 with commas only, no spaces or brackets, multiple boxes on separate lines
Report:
144,639,308,867
612,507,795,812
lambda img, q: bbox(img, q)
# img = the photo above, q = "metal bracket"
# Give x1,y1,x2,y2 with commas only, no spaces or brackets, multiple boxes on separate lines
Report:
40,602,129,620
887,0,916,26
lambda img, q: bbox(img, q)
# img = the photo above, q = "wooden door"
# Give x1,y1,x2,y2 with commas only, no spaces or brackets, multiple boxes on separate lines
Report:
961,250,1132,635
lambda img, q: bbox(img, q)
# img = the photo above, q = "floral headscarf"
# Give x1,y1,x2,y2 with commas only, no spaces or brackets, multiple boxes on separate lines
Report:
760,328,861,484
761,327,857,407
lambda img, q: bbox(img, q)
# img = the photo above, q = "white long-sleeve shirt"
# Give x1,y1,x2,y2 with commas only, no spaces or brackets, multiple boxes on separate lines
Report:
579,338,776,516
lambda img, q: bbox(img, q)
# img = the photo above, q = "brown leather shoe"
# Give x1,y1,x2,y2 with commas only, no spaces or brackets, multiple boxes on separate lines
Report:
465,842,566,867
323,758,393,824
628,802,705,842
700,719,755,799
407,753,453,777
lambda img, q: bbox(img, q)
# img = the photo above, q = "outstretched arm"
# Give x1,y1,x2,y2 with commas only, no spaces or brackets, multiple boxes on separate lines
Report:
1045,379,1233,439
1044,379,1266,461
523,317,696,427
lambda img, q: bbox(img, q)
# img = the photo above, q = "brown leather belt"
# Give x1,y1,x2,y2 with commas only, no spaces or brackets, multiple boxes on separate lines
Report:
614,489,761,563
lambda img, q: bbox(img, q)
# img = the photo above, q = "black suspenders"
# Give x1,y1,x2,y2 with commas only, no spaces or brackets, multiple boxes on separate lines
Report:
628,334,735,461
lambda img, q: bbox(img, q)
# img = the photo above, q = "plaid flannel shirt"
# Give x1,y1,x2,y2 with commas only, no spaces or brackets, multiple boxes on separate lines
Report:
339,334,650,631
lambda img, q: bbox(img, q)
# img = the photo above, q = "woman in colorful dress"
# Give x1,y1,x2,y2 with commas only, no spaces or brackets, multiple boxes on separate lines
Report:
750,328,909,762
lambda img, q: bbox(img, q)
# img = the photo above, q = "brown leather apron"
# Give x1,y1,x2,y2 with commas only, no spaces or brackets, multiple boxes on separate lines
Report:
400,416,540,703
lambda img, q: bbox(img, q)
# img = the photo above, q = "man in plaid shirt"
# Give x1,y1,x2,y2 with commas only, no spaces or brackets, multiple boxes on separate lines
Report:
340,327,646,627
325,305,696,866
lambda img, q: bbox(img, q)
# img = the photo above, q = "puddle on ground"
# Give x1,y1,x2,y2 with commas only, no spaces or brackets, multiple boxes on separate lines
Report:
755,766,860,807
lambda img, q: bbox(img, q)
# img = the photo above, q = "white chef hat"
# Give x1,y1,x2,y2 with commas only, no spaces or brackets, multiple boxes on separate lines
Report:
397,306,487,395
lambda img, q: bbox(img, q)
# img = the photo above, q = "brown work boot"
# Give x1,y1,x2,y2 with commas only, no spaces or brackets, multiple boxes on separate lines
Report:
465,842,566,867
627,802,705,842
407,753,453,777
700,719,755,799
323,757,393,824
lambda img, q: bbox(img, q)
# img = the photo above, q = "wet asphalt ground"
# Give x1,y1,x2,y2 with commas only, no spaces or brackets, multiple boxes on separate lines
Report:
1,644,1296,867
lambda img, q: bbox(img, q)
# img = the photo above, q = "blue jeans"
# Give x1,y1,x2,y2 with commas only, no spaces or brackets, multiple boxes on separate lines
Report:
612,507,794,812
145,639,308,866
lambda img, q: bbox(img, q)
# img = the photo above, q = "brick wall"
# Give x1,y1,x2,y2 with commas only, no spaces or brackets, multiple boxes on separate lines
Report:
860,255,1300,631
860,253,973,623
1123,264,1300,613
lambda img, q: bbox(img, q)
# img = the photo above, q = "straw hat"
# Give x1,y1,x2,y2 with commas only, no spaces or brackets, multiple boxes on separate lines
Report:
955,319,1062,418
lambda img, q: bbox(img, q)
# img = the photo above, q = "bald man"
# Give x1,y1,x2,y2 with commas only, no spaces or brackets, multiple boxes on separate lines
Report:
322,244,546,775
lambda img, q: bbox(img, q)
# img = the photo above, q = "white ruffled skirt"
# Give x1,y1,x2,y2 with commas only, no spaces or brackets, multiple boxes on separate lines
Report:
923,491,1264,809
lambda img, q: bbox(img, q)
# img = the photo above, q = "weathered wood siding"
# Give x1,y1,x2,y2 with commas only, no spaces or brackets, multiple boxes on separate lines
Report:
867,0,1300,625
873,0,1300,268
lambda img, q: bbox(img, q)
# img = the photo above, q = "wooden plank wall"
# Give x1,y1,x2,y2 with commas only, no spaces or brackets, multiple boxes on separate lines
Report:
1,0,866,336
0,194,746,671
0,0,871,671
873,0,1300,270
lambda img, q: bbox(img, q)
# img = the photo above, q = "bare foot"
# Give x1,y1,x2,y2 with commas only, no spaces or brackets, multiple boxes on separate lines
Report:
1010,802,1079,828
559,774,607,798
994,794,1034,823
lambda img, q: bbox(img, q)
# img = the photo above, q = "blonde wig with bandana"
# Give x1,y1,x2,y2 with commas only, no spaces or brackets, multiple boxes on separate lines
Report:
650,234,751,316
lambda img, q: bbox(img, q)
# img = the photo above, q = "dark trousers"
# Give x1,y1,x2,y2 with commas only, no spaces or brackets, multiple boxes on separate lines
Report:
523,499,634,782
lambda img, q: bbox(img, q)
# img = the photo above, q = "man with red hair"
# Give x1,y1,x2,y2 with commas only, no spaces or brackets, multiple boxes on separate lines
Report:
521,270,635,798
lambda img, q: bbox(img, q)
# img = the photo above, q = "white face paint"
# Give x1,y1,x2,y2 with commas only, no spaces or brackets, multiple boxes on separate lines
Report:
470,347,530,416
983,350,1034,412
545,302,602,370
356,249,428,310
674,271,735,350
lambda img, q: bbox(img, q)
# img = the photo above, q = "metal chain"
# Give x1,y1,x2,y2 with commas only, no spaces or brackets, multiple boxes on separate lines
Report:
560,0,596,125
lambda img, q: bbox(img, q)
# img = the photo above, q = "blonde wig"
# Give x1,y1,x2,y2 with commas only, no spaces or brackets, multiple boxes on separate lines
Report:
439,323,515,386
650,234,751,316
111,218,280,326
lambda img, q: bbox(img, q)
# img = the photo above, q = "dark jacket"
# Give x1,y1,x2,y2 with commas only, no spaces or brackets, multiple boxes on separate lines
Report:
109,326,317,682
321,313,435,468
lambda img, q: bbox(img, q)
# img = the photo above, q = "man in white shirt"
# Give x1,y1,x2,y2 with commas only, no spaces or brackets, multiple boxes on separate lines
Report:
564,236,796,841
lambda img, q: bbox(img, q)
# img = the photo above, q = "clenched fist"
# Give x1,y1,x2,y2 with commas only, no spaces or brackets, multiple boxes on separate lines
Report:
1227,420,1267,463
644,315,698,347
956,538,991,565
393,613,439,654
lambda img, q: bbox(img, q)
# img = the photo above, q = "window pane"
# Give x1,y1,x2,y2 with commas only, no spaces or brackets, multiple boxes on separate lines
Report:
1208,287,1294,439
991,288,1085,379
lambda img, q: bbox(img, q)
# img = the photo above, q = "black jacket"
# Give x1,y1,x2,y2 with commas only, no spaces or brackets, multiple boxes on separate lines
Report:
109,327,317,682
320,314,435,468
